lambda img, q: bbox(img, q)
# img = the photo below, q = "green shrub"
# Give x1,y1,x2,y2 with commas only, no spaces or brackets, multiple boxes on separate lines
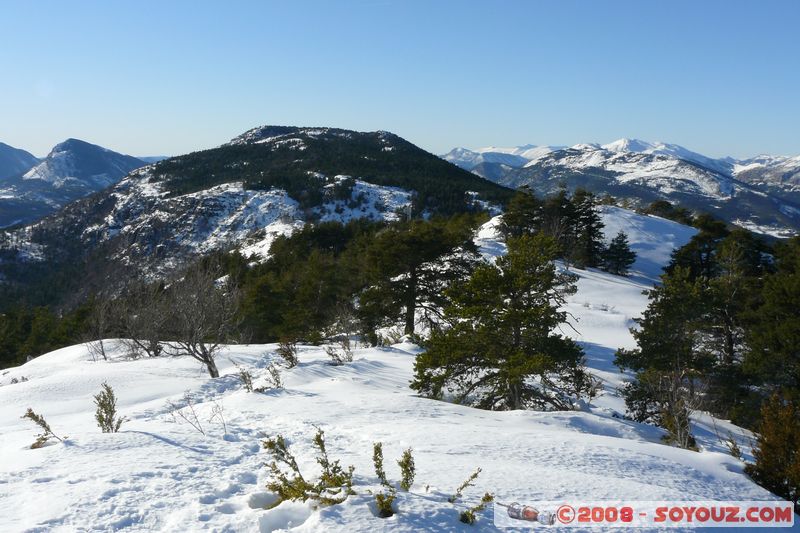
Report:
263,428,354,508
21,408,65,448
94,382,127,433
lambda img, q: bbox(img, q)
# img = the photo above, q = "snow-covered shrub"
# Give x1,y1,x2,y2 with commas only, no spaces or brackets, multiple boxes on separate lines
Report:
325,338,353,365
21,408,65,448
234,364,254,392
372,442,396,518
262,428,355,508
276,340,299,368
459,492,494,525
94,382,127,433
267,364,282,389
397,447,415,491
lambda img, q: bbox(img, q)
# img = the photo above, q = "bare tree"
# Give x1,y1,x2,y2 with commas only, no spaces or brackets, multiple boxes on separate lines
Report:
119,282,169,358
83,297,115,361
166,266,241,378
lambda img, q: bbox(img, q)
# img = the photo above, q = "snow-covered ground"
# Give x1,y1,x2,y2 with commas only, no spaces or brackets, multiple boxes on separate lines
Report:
0,208,793,532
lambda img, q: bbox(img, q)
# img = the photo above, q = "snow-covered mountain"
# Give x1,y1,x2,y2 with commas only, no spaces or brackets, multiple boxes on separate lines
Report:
0,142,38,181
0,139,145,228
0,126,508,303
2,208,790,532
444,139,800,237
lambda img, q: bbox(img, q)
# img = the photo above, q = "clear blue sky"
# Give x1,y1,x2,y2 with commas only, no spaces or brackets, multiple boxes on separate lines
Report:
1,0,798,159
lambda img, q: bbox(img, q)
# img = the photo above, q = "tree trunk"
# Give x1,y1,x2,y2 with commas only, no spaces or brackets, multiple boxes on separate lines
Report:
205,357,220,378
404,269,418,336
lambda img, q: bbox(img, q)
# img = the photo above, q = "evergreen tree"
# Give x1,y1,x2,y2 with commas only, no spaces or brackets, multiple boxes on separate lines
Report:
358,217,481,336
615,267,713,448
602,231,636,276
745,395,800,511
499,188,542,239
411,233,591,411
745,237,800,400
570,189,606,268
668,214,729,279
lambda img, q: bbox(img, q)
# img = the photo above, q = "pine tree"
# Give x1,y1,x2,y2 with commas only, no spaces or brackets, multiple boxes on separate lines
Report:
602,231,636,276
745,395,800,511
615,267,713,448
570,189,605,268
411,233,591,410
499,188,542,239
745,237,800,399
358,217,480,336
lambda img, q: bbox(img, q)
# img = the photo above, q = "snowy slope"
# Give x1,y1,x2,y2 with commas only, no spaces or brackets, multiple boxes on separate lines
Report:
1,207,790,532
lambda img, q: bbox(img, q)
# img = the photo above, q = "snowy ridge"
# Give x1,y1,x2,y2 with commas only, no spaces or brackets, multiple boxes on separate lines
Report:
443,138,800,236
2,207,790,532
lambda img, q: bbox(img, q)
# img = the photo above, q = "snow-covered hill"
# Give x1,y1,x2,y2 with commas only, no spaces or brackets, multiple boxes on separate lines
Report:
0,139,145,228
443,139,800,238
0,142,38,181
2,208,792,532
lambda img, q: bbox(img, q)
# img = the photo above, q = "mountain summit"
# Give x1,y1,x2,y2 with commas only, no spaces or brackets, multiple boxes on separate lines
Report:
0,139,145,228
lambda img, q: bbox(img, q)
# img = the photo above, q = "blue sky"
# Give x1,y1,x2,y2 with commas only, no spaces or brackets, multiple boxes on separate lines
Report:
1,0,798,158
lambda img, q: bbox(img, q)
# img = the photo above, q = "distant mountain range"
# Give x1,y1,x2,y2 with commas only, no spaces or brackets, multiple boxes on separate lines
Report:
443,139,800,237
0,125,510,307
0,139,146,228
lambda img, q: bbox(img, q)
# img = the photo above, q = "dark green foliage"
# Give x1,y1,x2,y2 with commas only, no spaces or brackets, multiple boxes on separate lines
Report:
358,215,482,336
153,128,513,216
745,237,800,399
21,408,65,448
570,189,605,268
0,304,91,369
240,221,379,342
668,214,730,279
642,200,694,226
602,231,636,276
460,492,494,525
374,492,396,518
397,448,415,491
373,442,390,488
745,395,800,511
262,428,355,508
412,234,591,411
94,382,126,433
615,267,711,448
499,188,542,239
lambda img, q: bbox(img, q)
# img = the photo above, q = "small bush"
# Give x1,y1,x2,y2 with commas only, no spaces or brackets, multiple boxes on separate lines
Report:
235,364,254,392
94,382,127,433
375,491,396,518
276,340,299,368
398,448,415,491
267,364,282,389
460,492,494,525
21,408,65,448
449,467,481,503
373,442,390,488
372,442,396,518
263,428,355,508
